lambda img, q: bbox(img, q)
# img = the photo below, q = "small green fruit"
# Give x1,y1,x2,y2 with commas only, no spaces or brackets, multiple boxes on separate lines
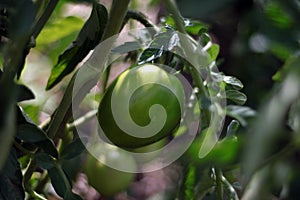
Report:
84,144,137,196
97,64,185,148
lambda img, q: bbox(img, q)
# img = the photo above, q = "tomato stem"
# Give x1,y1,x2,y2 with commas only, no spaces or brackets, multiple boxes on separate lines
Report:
32,0,59,39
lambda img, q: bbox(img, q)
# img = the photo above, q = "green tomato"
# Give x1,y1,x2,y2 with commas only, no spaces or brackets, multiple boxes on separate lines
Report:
83,144,137,196
129,138,168,164
97,64,185,148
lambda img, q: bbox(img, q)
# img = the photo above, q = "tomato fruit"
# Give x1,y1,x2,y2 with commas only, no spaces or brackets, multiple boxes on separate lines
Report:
97,64,185,148
128,138,168,164
83,143,137,196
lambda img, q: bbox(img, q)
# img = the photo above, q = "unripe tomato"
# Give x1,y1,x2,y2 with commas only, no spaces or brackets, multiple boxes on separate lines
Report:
83,144,137,196
97,64,185,148
128,138,168,164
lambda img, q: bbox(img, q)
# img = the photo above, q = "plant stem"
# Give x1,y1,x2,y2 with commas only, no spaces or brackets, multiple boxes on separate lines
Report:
56,163,72,191
163,0,208,98
23,159,47,200
102,0,131,41
163,0,186,34
46,0,131,140
101,0,131,90
221,175,239,200
214,168,224,200
67,109,98,131
123,10,157,30
13,141,34,155
32,0,59,39
35,173,50,194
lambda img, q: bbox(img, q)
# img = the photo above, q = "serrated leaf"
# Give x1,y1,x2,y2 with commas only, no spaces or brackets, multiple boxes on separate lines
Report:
138,29,179,64
138,47,163,64
46,3,108,90
60,138,86,160
35,152,55,170
226,90,247,105
0,147,25,199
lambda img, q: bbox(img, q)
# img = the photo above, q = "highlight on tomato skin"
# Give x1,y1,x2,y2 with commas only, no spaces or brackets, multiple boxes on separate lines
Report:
97,64,185,148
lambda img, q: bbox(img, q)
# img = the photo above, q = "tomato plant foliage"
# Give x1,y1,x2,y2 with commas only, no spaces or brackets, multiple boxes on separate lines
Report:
0,0,300,199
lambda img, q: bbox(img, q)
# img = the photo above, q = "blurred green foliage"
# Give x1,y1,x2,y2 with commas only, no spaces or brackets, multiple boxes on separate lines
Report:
177,0,300,108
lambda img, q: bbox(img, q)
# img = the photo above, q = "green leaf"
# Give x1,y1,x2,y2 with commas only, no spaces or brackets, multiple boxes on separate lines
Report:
64,191,83,200
19,104,40,124
16,123,58,158
226,90,247,105
112,41,141,54
184,164,196,200
35,140,59,159
16,84,34,102
46,3,108,90
163,16,208,35
264,1,294,29
187,135,241,167
288,99,300,132
36,16,84,62
61,155,83,181
226,105,256,126
0,147,25,199
48,167,68,197
226,120,240,137
36,16,84,47
138,29,179,64
212,73,244,90
199,32,211,47
207,44,220,61
273,52,300,82
17,105,35,124
60,138,86,160
35,152,55,170
16,123,50,143
138,48,163,64
223,76,244,90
